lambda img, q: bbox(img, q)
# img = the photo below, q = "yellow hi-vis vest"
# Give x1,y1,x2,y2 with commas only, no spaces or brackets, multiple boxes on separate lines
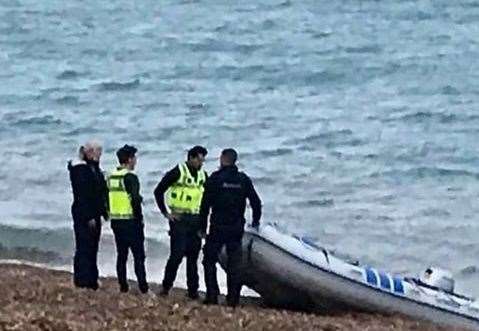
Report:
166,163,206,215
107,168,134,220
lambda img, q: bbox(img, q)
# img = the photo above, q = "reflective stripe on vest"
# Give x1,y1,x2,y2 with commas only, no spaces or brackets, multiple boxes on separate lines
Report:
107,168,134,220
166,163,206,215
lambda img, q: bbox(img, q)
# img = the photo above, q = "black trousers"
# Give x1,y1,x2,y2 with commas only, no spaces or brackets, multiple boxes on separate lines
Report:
111,221,148,293
202,233,243,305
162,217,202,294
73,218,101,289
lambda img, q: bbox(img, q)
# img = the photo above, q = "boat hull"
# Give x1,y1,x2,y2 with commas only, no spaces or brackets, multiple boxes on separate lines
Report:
222,231,479,330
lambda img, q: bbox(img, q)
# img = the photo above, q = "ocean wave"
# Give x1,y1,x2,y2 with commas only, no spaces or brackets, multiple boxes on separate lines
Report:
54,95,80,106
187,103,208,111
288,129,365,148
256,68,346,87
376,215,395,222
459,265,478,276
188,39,263,54
135,102,170,111
97,79,140,91
0,225,72,252
440,85,461,96
420,207,451,218
396,10,434,21
344,44,382,54
56,70,83,80
311,31,332,39
0,0,21,8
257,148,293,158
0,224,168,255
251,176,276,185
278,0,292,8
81,48,108,57
385,111,458,124
214,64,271,80
0,93,43,106
459,1,479,8
291,129,353,144
302,70,346,85
0,243,66,265
146,169,165,178
369,167,479,180
261,19,276,30
9,115,63,128
63,126,102,136
0,25,31,35
293,199,335,208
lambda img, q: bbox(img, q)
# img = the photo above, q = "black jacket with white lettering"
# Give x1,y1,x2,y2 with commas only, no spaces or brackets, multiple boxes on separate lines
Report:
199,165,262,234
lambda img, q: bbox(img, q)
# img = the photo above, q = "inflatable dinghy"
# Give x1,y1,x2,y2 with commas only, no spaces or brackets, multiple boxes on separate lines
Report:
229,224,479,330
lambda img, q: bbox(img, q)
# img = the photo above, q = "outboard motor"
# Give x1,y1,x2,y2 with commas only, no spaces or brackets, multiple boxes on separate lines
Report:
420,267,455,293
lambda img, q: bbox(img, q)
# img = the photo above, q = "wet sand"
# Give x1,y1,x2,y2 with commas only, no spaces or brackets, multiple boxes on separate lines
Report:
0,263,466,331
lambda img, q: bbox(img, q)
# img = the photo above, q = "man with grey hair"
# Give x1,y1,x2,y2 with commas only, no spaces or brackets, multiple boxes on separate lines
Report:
68,141,108,290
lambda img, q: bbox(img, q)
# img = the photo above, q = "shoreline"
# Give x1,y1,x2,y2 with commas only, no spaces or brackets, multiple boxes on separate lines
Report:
0,261,466,331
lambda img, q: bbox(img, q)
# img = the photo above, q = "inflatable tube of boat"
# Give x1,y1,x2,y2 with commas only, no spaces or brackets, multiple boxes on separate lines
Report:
233,223,479,330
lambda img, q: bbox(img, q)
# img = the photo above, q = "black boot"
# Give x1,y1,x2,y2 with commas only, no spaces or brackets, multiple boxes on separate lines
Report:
159,286,170,297
187,291,199,300
139,283,149,294
226,299,238,308
203,296,218,305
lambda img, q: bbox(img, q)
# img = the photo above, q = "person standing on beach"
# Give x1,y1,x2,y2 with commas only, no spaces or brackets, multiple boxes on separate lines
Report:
107,144,149,294
154,146,208,299
68,141,108,290
200,148,262,307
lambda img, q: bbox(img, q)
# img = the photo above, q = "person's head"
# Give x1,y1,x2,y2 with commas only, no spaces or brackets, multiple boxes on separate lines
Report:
187,145,208,170
83,141,102,162
220,148,238,167
116,144,138,170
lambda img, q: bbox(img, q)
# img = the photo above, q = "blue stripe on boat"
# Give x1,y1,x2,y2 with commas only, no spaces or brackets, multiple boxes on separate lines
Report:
393,277,405,294
366,268,378,286
379,272,392,291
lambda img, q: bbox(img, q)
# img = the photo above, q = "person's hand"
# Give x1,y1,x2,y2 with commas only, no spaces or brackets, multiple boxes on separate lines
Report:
88,219,97,231
164,213,177,222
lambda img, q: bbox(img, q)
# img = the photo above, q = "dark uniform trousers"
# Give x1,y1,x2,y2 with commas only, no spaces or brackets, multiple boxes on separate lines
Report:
162,215,202,294
111,220,148,292
203,226,243,305
73,218,101,289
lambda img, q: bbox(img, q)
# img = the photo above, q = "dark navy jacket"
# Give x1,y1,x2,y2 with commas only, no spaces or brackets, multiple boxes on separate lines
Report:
199,165,262,237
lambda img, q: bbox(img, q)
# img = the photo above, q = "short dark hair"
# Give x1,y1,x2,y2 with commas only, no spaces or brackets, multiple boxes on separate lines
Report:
221,148,237,164
116,144,137,164
187,145,208,160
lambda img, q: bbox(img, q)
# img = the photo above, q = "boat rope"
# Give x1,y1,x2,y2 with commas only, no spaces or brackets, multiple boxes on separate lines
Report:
322,248,330,266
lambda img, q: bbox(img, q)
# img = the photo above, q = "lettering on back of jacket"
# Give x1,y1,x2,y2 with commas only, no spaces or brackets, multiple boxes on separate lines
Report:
222,182,242,189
